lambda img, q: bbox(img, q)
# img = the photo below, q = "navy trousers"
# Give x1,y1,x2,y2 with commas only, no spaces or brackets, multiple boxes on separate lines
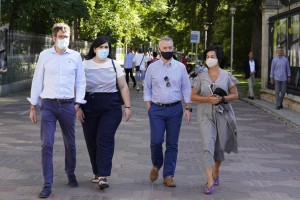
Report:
148,103,183,178
40,99,76,187
81,92,122,177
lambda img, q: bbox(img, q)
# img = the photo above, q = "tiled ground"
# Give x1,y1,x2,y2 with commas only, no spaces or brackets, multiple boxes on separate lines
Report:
0,89,300,200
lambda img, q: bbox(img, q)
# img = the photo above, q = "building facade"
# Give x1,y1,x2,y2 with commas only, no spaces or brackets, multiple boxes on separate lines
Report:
261,0,300,112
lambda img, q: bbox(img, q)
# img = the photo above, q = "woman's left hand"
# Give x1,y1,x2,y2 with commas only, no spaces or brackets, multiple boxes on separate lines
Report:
124,107,131,121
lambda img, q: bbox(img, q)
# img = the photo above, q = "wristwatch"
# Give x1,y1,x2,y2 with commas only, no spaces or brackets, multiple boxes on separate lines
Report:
185,108,193,112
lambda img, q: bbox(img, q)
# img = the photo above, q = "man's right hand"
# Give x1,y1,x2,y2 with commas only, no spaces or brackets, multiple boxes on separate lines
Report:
29,109,38,123
270,79,274,85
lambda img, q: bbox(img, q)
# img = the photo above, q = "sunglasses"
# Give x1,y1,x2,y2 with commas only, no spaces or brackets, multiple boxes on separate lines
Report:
208,83,214,94
164,76,171,87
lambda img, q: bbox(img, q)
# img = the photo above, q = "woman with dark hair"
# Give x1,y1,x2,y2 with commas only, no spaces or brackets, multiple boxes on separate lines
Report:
190,46,238,195
76,36,131,190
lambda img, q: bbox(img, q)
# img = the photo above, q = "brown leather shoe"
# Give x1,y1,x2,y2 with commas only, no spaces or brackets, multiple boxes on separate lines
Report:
163,176,176,187
149,166,159,182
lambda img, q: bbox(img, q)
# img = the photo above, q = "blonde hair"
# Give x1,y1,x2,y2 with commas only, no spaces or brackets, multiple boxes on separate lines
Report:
52,23,70,36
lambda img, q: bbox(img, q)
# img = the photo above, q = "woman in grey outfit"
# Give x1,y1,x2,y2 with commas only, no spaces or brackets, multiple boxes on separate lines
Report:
191,46,238,195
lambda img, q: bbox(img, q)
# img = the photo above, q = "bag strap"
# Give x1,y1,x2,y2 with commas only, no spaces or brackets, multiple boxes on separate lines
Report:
139,54,145,66
111,59,119,91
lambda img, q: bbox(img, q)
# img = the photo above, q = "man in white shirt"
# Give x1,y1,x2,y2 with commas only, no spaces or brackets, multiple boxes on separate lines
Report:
243,51,259,100
133,47,148,91
123,47,136,87
27,23,86,198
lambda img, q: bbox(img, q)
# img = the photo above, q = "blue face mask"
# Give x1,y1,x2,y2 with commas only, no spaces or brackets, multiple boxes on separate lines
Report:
96,49,109,60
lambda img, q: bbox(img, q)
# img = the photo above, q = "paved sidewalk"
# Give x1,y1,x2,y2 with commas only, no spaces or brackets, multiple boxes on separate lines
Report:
0,90,300,200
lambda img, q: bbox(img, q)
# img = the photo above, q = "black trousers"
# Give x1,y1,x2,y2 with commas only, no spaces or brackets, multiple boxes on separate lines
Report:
81,92,122,176
124,68,136,86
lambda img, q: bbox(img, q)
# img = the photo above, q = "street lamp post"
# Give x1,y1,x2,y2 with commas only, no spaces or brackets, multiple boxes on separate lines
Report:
204,24,209,50
230,5,236,74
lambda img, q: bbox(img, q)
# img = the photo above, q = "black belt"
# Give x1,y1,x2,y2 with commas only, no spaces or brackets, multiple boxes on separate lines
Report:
152,101,181,107
44,98,74,104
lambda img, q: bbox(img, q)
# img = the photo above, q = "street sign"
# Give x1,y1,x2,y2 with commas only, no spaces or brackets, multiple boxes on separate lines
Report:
190,31,200,43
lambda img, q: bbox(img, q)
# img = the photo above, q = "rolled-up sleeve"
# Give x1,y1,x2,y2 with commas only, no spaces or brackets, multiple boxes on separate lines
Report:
143,66,152,102
75,55,86,104
27,52,45,105
181,68,192,103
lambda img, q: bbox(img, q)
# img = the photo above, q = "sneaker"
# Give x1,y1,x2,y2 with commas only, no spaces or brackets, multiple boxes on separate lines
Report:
163,176,176,187
149,166,159,182
98,177,109,190
91,175,99,183
38,186,52,198
68,175,78,187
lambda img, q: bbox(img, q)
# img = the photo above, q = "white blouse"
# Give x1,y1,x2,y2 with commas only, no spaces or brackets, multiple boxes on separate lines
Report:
83,59,124,93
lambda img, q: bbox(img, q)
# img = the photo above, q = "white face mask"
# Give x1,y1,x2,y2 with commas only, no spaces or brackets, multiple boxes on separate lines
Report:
96,49,109,60
57,38,69,50
206,58,218,68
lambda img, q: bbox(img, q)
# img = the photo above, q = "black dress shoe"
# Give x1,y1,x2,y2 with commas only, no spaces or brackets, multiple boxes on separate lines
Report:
280,104,283,109
38,186,51,198
276,106,281,110
250,96,254,100
68,175,78,187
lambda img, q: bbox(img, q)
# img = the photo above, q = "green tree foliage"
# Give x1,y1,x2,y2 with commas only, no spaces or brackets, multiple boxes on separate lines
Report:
1,0,262,71
2,0,89,34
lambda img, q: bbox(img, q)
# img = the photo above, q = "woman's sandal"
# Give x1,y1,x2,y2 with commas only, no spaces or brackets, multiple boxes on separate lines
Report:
213,176,220,186
204,184,214,195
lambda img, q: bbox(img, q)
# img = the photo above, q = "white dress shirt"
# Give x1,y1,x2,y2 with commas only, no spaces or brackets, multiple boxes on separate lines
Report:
27,46,86,105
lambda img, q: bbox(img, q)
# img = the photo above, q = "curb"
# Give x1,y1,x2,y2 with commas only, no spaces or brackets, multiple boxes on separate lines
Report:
240,97,300,133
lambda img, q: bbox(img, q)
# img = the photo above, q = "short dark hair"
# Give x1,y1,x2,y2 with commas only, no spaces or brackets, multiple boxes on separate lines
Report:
85,36,110,60
203,45,225,68
152,52,158,57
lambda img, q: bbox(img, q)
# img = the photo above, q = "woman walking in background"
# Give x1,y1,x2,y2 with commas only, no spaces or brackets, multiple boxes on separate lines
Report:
191,45,238,195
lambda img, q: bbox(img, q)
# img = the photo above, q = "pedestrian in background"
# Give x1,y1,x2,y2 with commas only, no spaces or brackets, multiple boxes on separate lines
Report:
144,36,192,187
123,47,136,87
133,47,148,92
76,36,131,190
243,51,259,100
191,45,238,195
270,46,291,110
28,22,86,198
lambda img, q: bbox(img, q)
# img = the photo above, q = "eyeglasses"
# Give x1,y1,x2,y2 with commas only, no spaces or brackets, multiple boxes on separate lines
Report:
56,35,69,39
164,76,171,87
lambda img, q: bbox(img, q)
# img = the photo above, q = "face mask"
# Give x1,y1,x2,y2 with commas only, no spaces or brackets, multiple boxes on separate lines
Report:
96,49,109,60
160,51,173,60
206,58,218,68
57,38,69,50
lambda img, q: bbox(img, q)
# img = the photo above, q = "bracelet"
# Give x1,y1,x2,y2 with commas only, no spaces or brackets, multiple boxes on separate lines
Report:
125,107,131,109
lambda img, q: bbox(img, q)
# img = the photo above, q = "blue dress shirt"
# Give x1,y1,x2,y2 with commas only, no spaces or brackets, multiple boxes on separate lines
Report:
144,59,191,104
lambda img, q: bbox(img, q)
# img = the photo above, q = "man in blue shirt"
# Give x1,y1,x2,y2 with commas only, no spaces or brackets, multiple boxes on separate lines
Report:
123,47,136,87
144,36,192,187
28,23,86,198
270,47,291,110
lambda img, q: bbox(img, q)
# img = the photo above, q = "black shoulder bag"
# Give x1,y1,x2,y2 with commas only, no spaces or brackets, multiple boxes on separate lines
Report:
135,54,144,71
111,59,124,105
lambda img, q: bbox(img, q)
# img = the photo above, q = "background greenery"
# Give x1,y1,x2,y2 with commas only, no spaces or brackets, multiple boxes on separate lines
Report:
1,0,262,73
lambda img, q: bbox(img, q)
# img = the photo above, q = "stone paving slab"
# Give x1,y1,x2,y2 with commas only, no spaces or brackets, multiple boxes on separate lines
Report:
0,90,300,200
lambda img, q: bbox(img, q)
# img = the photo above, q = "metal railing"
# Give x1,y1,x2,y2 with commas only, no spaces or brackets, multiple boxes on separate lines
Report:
0,29,90,85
